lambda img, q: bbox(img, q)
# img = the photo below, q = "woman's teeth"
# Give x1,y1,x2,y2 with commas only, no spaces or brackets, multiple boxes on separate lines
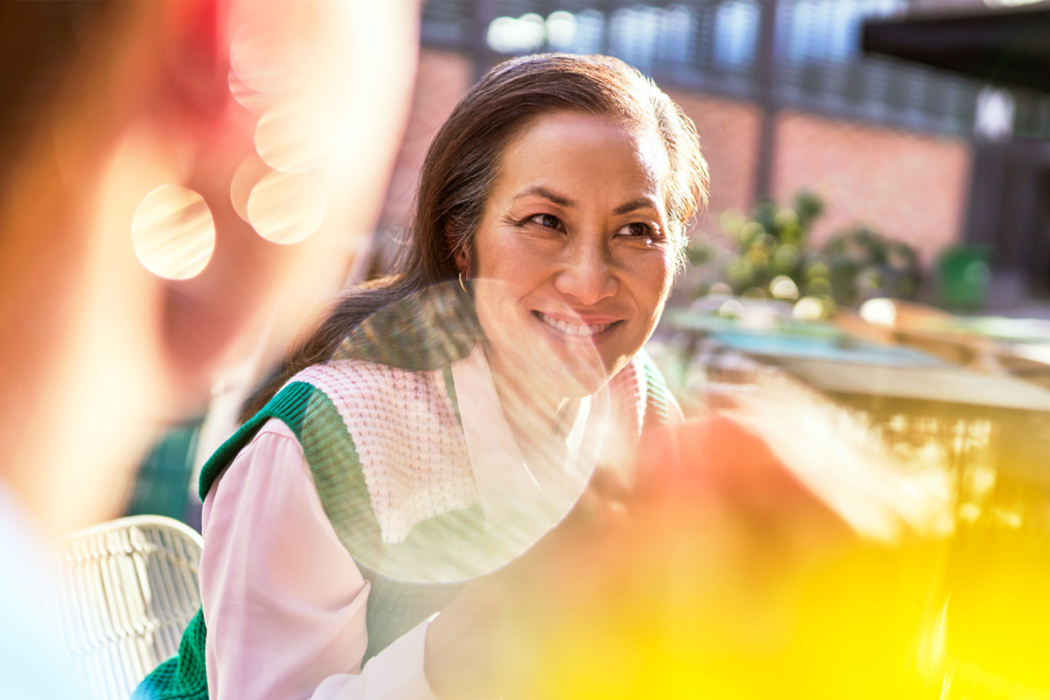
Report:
537,312,611,337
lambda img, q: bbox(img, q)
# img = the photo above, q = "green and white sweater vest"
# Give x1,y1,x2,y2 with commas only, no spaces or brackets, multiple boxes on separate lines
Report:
134,286,677,700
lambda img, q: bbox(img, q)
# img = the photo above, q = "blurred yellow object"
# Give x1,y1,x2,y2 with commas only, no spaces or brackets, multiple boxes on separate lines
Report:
477,400,1050,699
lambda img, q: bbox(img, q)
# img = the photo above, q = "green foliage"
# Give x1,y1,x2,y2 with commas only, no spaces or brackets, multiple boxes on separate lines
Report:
685,238,715,267
691,190,922,310
712,191,824,303
822,224,922,306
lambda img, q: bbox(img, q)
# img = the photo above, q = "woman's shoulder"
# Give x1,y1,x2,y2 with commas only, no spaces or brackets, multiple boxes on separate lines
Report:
286,359,463,457
286,359,455,418
206,418,307,500
333,281,480,372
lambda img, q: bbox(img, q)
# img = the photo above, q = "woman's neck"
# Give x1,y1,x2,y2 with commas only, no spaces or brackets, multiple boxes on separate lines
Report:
486,356,577,461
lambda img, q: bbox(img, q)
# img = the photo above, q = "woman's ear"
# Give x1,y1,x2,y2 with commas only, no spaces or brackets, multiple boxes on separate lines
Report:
454,247,470,275
448,227,470,275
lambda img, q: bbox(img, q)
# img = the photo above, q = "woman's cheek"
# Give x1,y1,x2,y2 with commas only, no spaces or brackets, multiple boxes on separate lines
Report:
629,249,675,310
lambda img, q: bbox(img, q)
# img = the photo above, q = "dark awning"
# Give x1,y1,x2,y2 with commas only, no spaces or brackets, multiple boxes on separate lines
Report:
862,1,1050,93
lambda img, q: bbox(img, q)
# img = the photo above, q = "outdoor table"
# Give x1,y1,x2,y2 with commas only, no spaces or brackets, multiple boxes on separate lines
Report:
663,307,1050,489
770,356,1050,489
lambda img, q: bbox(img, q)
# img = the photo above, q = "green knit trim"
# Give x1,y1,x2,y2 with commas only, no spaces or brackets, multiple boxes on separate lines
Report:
442,364,462,428
298,387,383,561
291,386,467,664
132,609,207,700
198,380,386,594
197,381,316,499
639,350,677,429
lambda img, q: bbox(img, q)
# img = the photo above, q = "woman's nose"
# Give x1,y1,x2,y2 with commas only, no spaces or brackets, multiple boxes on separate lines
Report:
553,241,618,306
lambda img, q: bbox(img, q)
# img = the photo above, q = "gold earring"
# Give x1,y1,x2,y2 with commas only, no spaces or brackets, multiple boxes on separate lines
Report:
458,272,468,293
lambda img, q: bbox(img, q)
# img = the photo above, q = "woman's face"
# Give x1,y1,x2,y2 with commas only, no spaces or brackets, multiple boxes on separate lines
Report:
466,111,676,398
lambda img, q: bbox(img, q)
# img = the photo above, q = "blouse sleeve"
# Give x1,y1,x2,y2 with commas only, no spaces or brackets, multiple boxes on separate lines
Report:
200,419,440,700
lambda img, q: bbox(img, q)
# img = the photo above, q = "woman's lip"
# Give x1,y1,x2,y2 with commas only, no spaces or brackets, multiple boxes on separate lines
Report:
533,310,622,338
532,310,623,325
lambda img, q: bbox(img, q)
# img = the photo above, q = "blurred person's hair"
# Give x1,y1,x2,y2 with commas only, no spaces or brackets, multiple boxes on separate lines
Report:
0,2,122,190
243,53,709,418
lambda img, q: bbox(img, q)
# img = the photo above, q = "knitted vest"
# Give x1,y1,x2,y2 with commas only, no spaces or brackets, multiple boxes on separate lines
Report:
133,284,677,700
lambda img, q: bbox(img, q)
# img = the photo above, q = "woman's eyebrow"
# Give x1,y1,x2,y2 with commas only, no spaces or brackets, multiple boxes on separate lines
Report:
613,197,659,215
512,186,575,208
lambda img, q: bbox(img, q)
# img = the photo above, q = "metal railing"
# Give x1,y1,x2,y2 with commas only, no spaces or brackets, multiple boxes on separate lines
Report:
421,0,1050,138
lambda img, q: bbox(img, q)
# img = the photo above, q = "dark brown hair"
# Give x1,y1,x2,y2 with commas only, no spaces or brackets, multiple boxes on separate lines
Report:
243,53,709,418
0,2,122,192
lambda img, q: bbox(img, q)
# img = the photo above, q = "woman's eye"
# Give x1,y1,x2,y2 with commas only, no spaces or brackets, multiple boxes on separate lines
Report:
619,222,657,240
528,213,562,230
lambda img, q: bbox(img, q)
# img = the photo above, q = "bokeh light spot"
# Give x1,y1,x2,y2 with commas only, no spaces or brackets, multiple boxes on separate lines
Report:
719,299,745,318
546,11,578,48
228,65,276,115
230,21,316,96
860,298,897,326
230,153,272,223
131,185,215,280
792,296,825,321
247,171,326,244
255,102,331,173
770,275,800,300
486,13,546,54
708,282,733,296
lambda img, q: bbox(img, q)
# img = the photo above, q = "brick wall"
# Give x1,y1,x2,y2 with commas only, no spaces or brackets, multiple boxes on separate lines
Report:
772,110,972,263
666,91,762,227
378,49,474,231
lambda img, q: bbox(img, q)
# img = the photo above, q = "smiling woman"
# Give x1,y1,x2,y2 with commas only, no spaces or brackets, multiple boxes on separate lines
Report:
138,54,708,700
468,111,677,403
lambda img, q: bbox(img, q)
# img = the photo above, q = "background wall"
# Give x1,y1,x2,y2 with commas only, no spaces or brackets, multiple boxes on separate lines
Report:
772,110,971,262
668,91,762,221
377,48,972,269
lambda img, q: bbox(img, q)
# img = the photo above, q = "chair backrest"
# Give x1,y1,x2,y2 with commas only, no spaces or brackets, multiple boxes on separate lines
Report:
54,515,203,700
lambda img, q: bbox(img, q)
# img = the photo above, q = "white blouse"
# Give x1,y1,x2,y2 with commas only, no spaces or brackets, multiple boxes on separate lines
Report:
199,345,602,700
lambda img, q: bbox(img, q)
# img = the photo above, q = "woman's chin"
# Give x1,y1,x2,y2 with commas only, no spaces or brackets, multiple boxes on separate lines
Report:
539,353,610,399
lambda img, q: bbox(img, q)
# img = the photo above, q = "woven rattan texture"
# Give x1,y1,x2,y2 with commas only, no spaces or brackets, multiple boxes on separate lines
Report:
55,516,203,700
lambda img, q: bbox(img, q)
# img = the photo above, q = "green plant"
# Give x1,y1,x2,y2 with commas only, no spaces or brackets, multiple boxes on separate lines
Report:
709,190,825,302
821,224,922,306
689,190,922,314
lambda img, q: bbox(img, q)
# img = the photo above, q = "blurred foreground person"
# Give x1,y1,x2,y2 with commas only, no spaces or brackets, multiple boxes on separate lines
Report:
447,375,956,700
0,1,418,698
137,54,707,700
459,368,1050,699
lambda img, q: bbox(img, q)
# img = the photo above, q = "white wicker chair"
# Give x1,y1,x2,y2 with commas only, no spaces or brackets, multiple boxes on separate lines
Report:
54,515,203,700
